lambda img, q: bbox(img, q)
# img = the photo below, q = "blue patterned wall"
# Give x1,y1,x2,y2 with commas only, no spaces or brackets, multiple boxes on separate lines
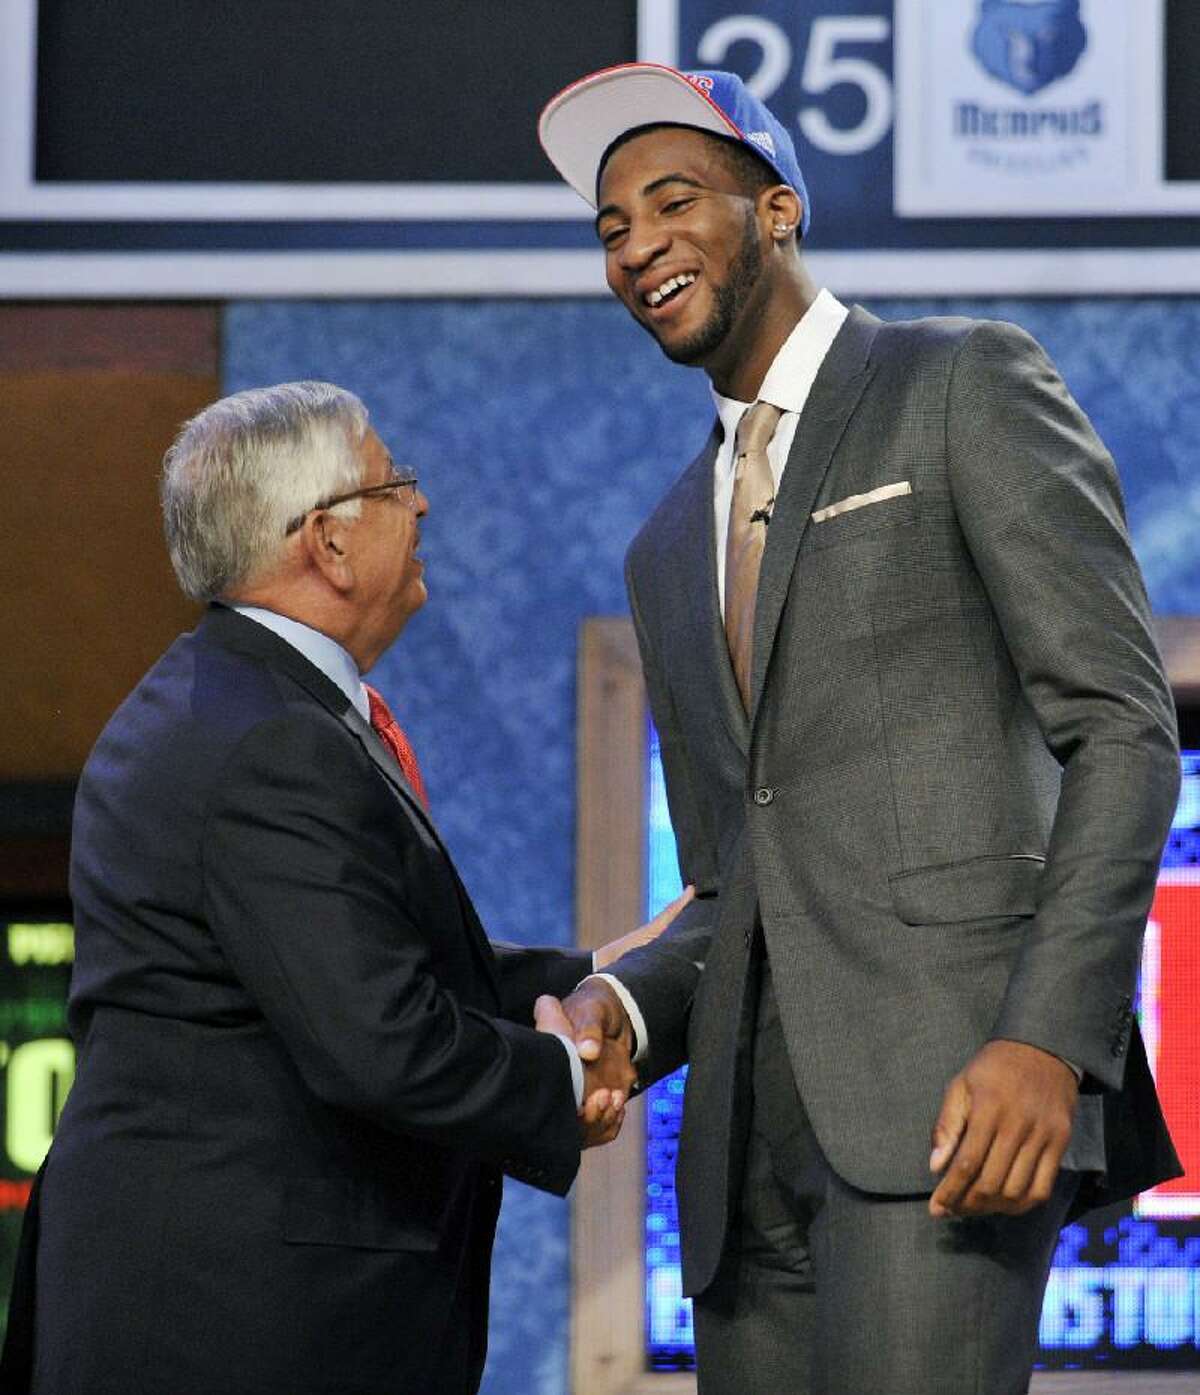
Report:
223,295,1200,1395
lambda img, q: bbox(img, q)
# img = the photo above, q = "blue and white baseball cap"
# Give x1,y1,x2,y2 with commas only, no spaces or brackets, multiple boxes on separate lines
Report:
539,62,810,236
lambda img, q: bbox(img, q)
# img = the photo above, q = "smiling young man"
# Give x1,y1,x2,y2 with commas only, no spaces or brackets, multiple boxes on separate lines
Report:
0,380,668,1395
593,123,807,399
539,66,1182,1395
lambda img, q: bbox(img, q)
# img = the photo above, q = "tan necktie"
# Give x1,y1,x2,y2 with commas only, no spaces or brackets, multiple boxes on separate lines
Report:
724,400,783,711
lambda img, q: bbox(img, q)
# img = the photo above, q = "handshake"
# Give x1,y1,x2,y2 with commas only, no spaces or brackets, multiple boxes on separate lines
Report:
534,886,694,1150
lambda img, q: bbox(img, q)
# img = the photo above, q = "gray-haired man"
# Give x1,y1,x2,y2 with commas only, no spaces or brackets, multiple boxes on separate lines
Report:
0,380,675,1395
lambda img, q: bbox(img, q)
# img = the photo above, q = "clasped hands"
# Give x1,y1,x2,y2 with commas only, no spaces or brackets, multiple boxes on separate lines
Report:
534,886,694,1149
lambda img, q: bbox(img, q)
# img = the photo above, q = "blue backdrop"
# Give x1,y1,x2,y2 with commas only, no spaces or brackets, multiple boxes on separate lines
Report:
224,295,1200,1395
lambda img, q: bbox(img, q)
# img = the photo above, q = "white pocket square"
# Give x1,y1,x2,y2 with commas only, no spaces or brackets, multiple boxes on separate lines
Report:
811,480,912,524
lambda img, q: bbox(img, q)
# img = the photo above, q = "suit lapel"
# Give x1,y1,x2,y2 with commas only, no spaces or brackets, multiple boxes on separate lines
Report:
340,706,500,1000
749,307,881,720
203,607,438,837
201,607,501,997
340,701,501,993
674,427,750,755
339,703,441,843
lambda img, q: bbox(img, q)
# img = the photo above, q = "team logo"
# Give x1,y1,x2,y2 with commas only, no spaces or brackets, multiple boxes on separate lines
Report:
971,0,1087,97
684,73,714,93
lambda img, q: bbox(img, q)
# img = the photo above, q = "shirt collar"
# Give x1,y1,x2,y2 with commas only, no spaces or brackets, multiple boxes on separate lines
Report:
712,287,848,443
230,604,369,720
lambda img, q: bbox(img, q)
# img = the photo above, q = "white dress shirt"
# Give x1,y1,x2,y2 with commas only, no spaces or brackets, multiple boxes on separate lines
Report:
713,287,849,615
232,604,370,717
229,604,587,1103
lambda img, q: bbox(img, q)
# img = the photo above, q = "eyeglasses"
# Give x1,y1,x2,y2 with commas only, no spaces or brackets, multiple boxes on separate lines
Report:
285,474,420,535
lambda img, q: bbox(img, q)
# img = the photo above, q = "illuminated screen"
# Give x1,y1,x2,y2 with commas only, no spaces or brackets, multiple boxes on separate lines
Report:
0,912,75,1338
645,736,1200,1372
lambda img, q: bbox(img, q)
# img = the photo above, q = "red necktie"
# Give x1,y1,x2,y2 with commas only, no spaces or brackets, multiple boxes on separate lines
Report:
364,684,430,811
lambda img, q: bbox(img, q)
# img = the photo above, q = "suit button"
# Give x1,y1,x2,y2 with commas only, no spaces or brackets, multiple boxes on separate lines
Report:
753,787,775,806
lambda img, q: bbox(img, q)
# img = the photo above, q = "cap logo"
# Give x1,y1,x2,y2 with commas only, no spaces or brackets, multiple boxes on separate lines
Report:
684,73,715,92
747,131,776,156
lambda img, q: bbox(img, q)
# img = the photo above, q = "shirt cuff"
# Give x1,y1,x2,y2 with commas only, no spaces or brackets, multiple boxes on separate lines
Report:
553,1033,584,1108
589,972,650,1066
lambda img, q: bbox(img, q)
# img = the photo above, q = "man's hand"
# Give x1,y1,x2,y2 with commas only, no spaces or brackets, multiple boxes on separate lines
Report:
577,1084,626,1149
594,885,695,972
928,1039,1079,1219
534,993,630,1149
561,977,635,1075
536,991,636,1093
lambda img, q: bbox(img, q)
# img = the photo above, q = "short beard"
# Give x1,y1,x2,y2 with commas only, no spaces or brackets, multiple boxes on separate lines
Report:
656,205,763,366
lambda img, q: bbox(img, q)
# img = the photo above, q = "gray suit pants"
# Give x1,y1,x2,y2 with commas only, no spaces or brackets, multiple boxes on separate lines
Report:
692,951,1078,1395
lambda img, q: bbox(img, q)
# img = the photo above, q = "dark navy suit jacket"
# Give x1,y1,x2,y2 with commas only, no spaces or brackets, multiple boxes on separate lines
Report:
3,605,588,1395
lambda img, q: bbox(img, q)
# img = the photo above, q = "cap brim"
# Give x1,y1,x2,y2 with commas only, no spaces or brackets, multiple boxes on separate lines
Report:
538,64,742,208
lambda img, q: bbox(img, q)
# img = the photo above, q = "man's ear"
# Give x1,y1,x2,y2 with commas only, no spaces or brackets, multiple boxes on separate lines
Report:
761,185,802,242
304,509,355,592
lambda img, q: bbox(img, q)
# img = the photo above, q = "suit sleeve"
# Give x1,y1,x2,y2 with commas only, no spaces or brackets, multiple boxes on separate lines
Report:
596,553,721,1084
489,942,593,1022
201,711,581,1194
945,320,1180,1088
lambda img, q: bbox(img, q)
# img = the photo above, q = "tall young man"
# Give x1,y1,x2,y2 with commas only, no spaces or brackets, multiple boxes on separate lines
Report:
540,66,1180,1394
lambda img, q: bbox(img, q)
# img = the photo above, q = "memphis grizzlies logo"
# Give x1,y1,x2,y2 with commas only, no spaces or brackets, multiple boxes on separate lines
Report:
972,0,1087,96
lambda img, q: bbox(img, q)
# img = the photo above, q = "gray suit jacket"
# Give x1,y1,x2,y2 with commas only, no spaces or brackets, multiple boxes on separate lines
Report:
616,308,1181,1298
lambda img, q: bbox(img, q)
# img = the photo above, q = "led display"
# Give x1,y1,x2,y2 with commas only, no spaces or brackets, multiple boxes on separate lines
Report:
0,914,74,1337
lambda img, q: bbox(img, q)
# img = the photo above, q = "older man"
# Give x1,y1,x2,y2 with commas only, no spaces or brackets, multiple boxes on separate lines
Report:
539,65,1181,1395
0,381,671,1395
